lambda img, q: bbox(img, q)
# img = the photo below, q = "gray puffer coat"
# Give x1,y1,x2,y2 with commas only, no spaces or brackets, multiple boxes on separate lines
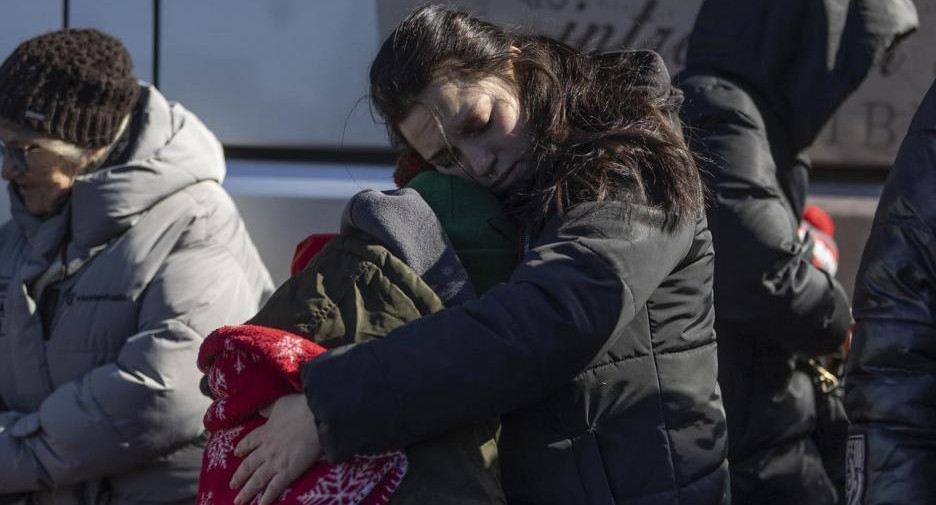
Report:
0,85,273,505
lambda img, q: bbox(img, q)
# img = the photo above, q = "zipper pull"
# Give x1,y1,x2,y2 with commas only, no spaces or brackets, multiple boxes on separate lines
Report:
59,249,68,281
518,224,531,261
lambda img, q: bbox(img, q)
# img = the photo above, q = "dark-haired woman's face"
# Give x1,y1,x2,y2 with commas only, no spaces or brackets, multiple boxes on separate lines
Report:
398,73,532,194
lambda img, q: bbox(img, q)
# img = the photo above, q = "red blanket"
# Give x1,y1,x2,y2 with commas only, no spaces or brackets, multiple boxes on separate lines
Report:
196,325,408,505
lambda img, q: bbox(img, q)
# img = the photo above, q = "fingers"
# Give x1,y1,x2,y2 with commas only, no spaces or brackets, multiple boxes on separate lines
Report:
259,474,290,505
226,396,322,505
230,445,264,490
235,460,274,505
235,425,262,458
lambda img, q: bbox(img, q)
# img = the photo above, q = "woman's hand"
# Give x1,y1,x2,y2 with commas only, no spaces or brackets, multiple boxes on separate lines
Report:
230,394,323,505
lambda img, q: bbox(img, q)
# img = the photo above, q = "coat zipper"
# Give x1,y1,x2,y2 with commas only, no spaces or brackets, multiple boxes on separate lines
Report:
518,224,531,261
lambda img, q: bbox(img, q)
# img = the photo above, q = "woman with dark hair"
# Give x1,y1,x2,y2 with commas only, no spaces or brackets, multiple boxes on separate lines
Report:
230,5,728,504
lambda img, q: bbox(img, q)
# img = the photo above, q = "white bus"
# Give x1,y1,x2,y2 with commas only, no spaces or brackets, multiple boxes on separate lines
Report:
1,0,929,292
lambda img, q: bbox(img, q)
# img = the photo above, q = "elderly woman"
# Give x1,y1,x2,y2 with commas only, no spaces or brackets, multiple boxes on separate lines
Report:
230,5,728,505
0,29,273,505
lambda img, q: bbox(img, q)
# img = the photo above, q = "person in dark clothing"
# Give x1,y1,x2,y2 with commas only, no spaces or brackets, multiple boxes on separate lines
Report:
228,4,729,505
676,1,917,503
844,77,936,505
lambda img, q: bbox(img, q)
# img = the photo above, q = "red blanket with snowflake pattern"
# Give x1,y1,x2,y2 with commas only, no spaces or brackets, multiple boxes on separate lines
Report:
196,325,408,505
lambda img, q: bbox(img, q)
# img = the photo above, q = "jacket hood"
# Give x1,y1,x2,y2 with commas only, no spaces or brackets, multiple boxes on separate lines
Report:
682,0,918,151
10,83,226,250
71,83,225,249
340,187,476,306
599,49,684,130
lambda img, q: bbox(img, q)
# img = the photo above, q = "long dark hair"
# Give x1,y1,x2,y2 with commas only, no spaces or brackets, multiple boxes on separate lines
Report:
370,4,703,231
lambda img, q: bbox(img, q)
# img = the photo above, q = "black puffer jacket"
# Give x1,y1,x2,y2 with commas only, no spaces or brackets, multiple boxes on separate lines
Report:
300,201,729,505
676,1,917,503
844,78,936,505
679,74,852,505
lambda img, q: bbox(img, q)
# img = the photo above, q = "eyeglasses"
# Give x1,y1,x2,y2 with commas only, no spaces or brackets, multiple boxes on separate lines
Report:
0,141,33,174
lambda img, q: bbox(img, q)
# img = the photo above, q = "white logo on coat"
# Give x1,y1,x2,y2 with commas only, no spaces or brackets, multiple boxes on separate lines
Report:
846,434,866,505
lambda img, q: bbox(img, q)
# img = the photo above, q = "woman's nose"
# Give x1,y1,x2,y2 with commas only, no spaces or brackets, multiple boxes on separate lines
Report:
460,142,495,178
1,157,20,181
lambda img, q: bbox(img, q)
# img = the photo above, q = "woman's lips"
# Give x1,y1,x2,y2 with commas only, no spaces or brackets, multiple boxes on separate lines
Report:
490,163,516,192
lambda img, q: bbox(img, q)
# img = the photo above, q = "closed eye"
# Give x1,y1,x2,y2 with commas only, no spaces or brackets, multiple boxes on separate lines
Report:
461,107,493,137
21,145,40,158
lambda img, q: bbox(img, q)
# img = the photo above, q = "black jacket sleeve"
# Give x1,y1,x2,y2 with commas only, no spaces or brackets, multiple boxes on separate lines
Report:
845,82,936,505
300,205,696,462
680,76,850,356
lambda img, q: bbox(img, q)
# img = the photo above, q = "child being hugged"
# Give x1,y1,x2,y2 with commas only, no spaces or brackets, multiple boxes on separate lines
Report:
197,163,516,505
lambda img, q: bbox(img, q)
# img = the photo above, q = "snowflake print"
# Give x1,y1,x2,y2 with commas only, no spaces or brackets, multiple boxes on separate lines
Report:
204,425,243,472
209,365,228,398
233,351,246,374
273,336,306,364
207,399,227,422
297,458,384,505
198,491,214,505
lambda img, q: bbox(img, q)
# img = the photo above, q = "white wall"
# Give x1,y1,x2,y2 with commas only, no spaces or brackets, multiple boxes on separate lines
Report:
159,0,385,147
222,161,394,285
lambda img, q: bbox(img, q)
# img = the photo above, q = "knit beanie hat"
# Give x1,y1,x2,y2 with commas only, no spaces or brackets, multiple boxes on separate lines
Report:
405,171,517,294
0,29,139,148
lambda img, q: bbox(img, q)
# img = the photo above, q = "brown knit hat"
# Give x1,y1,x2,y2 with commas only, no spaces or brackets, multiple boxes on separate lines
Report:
0,29,139,148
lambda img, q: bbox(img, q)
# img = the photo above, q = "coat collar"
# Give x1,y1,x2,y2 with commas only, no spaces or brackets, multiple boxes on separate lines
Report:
10,83,226,258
